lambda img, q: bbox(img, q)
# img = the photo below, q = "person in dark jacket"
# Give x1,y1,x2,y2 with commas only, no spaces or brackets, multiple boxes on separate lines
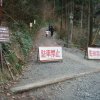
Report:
49,25,54,37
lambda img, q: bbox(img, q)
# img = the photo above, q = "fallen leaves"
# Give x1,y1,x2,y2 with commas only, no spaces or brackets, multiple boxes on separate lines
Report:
0,81,36,100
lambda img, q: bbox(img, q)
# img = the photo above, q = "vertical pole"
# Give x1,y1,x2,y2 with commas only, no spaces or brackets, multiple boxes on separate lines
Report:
68,12,73,47
60,0,63,33
0,43,3,81
68,0,74,48
53,0,55,18
0,0,3,25
88,0,93,46
0,43,3,72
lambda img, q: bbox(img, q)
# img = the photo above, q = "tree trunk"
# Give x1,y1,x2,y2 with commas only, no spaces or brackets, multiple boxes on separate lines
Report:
88,0,93,46
53,0,55,18
68,0,74,47
80,2,84,34
60,0,63,32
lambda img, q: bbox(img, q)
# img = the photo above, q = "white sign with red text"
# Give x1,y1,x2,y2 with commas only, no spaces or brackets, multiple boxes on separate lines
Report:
0,27,10,43
88,47,100,59
39,47,63,62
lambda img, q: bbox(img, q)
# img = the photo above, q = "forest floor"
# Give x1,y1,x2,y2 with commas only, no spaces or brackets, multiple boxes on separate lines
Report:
0,27,100,100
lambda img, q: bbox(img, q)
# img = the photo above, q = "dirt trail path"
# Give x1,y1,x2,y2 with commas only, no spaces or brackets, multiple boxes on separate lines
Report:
29,27,59,62
35,28,58,47
10,27,100,94
1,27,100,100
0,27,60,100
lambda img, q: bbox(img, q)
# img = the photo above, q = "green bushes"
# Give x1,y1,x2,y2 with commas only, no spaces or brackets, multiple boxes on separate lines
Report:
14,30,33,56
0,21,39,81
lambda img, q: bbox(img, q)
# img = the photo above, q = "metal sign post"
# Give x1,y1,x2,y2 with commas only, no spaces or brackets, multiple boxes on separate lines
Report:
0,43,3,72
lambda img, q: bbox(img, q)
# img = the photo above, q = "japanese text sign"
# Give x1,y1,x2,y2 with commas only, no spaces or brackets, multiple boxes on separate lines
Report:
88,47,100,59
39,47,63,62
0,27,10,43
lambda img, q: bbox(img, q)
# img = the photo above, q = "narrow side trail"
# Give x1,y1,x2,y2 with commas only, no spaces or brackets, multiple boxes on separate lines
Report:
11,27,100,93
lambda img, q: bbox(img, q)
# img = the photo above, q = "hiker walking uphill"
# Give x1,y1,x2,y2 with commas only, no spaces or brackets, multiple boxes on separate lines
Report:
49,25,54,37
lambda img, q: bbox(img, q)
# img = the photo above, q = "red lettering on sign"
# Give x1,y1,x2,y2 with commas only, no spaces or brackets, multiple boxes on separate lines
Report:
50,50,56,57
46,50,51,57
89,50,100,57
41,49,61,58
41,50,46,57
96,51,100,56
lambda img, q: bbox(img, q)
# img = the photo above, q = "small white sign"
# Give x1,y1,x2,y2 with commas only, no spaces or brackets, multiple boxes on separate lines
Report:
0,27,10,43
34,20,36,24
30,23,33,27
39,47,63,62
88,47,100,59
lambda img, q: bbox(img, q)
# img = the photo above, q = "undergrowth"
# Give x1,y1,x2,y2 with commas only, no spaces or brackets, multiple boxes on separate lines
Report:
0,21,41,82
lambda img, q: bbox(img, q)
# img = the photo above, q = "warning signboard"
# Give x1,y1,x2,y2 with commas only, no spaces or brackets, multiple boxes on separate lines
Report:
0,27,10,43
38,46,63,62
88,47,100,59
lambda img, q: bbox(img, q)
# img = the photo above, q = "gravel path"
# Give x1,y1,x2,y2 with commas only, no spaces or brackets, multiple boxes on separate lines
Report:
11,28,100,95
27,72,100,100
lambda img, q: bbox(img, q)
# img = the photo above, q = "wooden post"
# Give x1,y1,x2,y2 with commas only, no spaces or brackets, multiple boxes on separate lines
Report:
0,43,3,72
0,0,3,25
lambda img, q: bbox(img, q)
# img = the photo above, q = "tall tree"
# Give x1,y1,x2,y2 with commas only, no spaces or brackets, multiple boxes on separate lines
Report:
88,0,93,46
60,0,63,32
